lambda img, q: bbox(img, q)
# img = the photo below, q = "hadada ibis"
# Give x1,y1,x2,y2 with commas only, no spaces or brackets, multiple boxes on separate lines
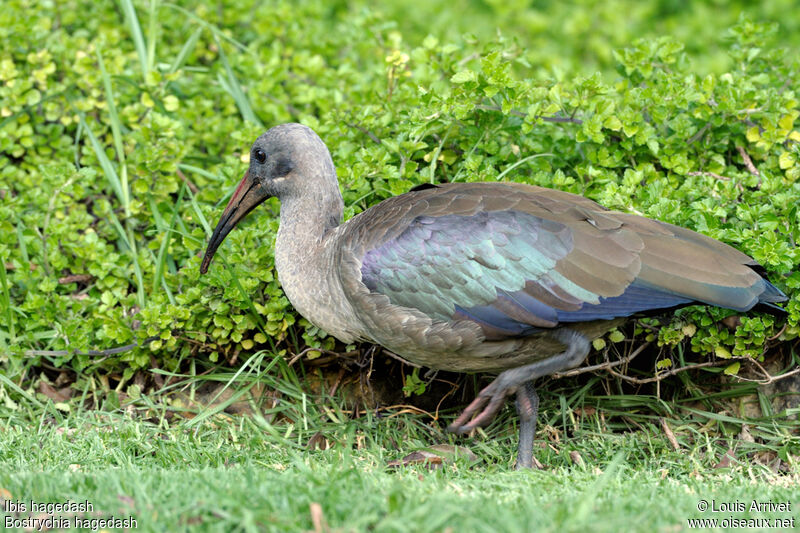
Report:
200,123,786,469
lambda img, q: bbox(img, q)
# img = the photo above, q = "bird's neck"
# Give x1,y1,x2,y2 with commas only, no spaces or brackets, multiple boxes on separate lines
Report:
273,185,359,343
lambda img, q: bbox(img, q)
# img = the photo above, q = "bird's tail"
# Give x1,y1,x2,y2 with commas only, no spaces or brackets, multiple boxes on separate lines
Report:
755,277,788,315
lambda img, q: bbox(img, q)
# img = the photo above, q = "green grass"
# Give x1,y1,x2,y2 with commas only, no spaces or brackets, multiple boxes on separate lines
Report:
1,405,797,532
2,366,799,533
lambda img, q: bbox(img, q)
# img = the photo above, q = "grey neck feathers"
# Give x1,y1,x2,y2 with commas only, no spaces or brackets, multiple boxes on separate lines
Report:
273,162,357,342
278,132,343,239
278,183,343,243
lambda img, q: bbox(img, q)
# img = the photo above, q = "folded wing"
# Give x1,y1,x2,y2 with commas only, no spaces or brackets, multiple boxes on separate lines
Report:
350,183,785,340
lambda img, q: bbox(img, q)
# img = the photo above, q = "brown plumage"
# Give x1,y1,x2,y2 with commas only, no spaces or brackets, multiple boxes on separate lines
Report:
200,123,786,468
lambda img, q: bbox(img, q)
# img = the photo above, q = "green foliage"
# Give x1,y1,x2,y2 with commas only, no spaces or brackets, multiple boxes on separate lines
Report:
402,368,427,397
0,0,797,378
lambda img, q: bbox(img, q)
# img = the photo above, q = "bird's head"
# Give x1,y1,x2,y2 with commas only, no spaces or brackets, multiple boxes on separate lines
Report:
200,123,337,274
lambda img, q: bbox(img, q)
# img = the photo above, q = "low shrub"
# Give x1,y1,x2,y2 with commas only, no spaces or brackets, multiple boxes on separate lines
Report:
0,1,796,386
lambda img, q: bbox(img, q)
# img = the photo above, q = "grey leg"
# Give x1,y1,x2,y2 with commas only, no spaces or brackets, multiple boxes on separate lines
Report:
448,328,589,434
515,381,539,470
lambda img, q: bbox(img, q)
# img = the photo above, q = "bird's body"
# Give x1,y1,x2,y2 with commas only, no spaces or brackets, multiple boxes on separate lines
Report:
273,180,782,373
201,123,786,468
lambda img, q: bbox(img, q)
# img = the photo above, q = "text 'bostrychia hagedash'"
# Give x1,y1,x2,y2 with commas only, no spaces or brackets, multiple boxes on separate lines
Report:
200,123,786,469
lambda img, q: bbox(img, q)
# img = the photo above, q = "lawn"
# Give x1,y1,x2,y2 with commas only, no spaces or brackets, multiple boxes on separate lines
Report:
1,391,797,532
1,0,799,531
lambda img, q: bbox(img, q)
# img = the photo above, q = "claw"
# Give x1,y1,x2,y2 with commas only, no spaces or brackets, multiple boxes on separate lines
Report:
447,382,513,434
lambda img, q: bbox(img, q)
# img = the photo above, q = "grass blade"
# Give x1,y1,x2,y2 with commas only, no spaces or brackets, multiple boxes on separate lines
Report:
178,163,224,183
0,258,13,347
152,184,186,294
78,114,125,206
96,48,130,216
0,373,44,408
185,185,212,235
162,3,249,52
169,27,202,74
14,216,29,264
106,209,147,308
146,0,160,73
216,36,262,127
187,351,280,428
496,152,554,181
119,0,149,79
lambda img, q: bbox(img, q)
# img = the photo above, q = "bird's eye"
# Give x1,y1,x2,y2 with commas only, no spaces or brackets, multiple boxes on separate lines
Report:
253,148,267,164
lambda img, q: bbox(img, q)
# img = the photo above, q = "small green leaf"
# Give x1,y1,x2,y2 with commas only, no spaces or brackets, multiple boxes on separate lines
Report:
608,330,625,343
164,94,179,111
141,92,155,107
723,362,741,376
779,151,795,169
592,338,606,351
127,384,142,399
604,116,623,131
450,70,477,83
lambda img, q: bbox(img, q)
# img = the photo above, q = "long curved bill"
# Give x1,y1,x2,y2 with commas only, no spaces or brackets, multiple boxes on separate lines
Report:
200,171,269,274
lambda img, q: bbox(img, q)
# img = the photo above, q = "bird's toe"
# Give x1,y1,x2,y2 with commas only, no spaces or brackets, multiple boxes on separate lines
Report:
448,382,513,434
